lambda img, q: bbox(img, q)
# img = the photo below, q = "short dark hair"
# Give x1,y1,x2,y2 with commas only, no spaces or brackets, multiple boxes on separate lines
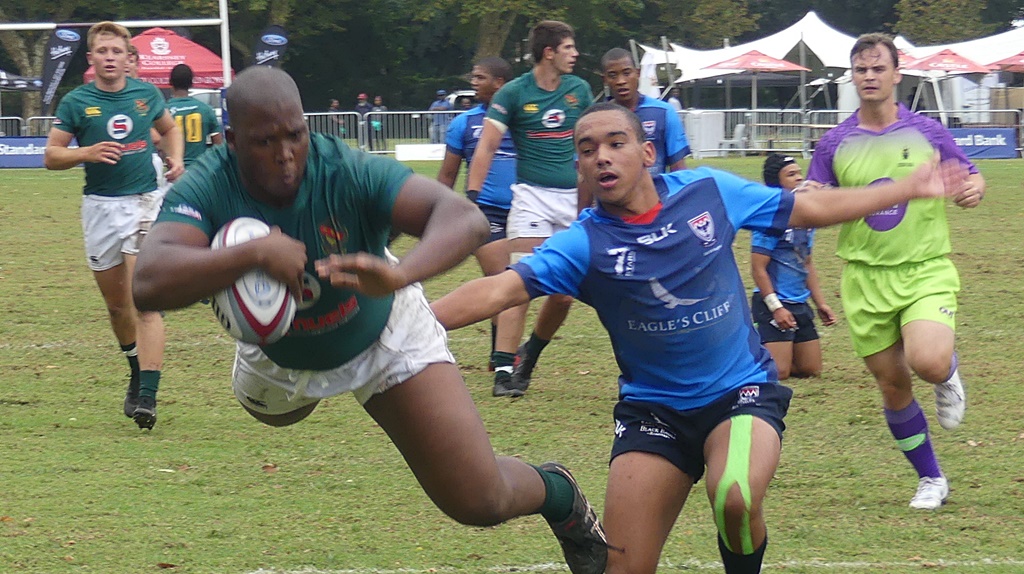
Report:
475,56,513,83
576,101,645,143
529,20,575,63
601,47,635,71
851,33,899,69
170,64,194,90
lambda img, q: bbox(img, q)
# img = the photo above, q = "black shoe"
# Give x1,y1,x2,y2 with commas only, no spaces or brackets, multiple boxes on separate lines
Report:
510,344,537,393
133,395,157,430
539,462,608,574
123,372,140,418
493,371,525,397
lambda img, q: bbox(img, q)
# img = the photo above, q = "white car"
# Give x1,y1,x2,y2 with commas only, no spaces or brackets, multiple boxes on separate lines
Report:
188,88,224,123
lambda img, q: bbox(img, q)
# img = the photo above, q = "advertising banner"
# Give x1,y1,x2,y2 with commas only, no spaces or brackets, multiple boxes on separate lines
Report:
252,25,288,67
949,128,1018,159
41,28,82,115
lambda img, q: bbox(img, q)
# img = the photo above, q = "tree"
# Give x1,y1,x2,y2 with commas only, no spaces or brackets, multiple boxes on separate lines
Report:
894,0,998,43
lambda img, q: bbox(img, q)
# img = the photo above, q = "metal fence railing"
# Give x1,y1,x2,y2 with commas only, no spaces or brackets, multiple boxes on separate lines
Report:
7,108,1021,159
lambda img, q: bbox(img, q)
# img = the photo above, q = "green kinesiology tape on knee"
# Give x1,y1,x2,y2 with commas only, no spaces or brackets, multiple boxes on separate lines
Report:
714,415,755,554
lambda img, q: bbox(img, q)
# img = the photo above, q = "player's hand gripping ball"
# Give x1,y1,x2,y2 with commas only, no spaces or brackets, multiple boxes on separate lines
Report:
210,218,296,345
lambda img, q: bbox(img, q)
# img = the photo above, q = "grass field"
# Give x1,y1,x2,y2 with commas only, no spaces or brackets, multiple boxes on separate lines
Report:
1,158,1023,573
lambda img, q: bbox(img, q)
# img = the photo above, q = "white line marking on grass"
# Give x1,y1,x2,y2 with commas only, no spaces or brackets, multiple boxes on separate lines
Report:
246,558,1024,573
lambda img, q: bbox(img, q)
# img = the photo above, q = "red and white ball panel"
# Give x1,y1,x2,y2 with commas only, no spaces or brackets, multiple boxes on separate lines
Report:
209,218,296,345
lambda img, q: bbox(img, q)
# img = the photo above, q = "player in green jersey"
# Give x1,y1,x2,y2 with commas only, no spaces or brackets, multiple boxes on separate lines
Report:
167,64,222,167
132,66,609,574
464,20,595,397
44,21,184,430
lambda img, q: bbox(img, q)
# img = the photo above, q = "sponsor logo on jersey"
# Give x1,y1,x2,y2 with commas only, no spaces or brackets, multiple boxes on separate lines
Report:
737,384,760,405
639,420,676,440
523,103,539,113
614,419,626,438
296,271,322,311
121,140,148,153
150,37,171,56
637,223,677,245
107,114,132,139
541,109,566,128
291,295,359,335
85,106,101,117
642,120,656,137
607,246,635,276
491,103,507,115
687,211,716,247
170,204,203,221
135,99,150,115
647,277,708,309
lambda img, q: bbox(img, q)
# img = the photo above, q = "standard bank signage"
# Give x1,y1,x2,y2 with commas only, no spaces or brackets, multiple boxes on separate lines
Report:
949,128,1017,159
0,136,48,168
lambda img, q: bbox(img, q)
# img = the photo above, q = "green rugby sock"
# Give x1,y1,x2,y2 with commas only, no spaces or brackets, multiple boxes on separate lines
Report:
533,465,574,522
139,370,161,399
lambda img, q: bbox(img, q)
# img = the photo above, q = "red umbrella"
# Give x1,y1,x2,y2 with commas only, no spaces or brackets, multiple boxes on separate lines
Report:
84,27,232,88
986,51,1024,73
902,49,992,75
702,50,809,109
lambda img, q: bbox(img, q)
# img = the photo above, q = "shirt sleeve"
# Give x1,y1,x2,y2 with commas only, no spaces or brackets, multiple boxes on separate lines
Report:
704,168,793,236
487,84,514,130
750,229,779,255
53,94,77,135
510,223,591,299
806,132,839,186
664,107,690,163
445,113,466,153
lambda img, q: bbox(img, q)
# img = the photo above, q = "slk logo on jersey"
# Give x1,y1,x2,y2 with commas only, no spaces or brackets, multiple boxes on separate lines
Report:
687,212,716,246
642,120,656,137
542,109,566,128
107,114,132,139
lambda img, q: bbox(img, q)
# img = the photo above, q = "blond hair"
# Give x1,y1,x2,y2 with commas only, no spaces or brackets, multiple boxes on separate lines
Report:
87,21,131,51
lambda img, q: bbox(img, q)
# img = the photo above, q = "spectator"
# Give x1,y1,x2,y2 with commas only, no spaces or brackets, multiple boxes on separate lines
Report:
429,89,452,144
370,95,388,151
667,87,683,112
355,93,373,149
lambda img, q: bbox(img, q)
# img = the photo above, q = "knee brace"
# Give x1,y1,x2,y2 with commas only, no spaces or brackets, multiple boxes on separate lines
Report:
713,414,755,554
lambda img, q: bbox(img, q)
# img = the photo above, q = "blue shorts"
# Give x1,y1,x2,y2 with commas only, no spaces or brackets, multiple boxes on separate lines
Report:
610,383,793,482
467,191,509,244
751,295,819,344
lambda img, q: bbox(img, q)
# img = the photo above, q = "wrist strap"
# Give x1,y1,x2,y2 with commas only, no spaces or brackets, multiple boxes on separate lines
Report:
763,293,783,312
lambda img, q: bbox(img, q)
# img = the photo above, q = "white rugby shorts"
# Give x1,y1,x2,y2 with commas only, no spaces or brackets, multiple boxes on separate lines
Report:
507,182,579,239
232,281,455,415
80,189,163,271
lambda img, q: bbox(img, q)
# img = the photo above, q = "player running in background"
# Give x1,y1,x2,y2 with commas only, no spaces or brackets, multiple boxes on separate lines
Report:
749,153,836,380
44,21,184,430
463,20,594,397
167,64,222,167
436,57,524,393
601,47,689,173
807,33,984,510
432,102,969,574
132,66,608,574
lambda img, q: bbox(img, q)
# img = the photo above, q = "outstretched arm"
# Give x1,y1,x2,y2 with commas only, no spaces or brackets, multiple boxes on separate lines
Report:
431,270,532,331
315,174,489,296
790,154,967,228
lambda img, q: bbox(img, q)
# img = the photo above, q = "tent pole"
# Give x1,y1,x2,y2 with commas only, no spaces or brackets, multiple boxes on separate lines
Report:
799,35,807,110
661,36,675,99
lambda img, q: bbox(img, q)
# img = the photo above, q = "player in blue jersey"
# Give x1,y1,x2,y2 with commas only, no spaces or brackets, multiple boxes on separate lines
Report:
437,57,524,392
750,154,836,379
133,66,608,574
601,48,689,174
432,102,969,574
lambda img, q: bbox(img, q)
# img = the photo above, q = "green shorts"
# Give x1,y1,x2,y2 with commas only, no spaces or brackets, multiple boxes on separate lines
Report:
840,258,960,357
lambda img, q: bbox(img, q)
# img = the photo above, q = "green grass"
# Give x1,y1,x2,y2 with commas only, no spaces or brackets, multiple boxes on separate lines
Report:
1,159,1023,573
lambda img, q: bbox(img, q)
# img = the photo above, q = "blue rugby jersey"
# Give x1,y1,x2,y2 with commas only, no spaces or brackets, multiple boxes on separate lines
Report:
633,94,690,174
751,223,815,304
445,104,516,209
511,167,794,410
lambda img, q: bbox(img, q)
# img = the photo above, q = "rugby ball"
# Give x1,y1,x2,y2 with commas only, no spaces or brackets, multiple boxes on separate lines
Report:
209,218,296,345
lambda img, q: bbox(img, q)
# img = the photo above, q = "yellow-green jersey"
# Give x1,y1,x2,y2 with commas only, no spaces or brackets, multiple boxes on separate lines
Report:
807,104,978,266
167,96,221,166
53,78,166,196
158,133,413,370
486,71,593,189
